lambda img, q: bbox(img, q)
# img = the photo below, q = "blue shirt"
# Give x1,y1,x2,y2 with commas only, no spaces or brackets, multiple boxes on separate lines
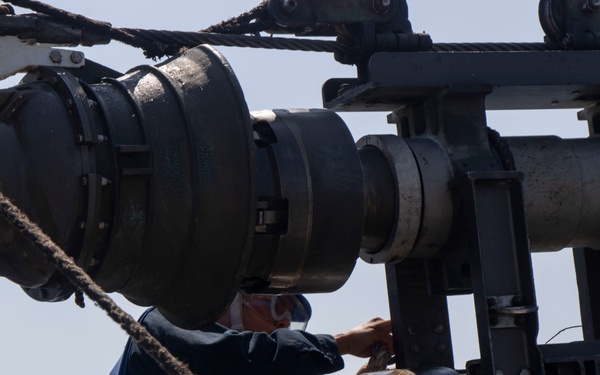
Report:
111,307,345,375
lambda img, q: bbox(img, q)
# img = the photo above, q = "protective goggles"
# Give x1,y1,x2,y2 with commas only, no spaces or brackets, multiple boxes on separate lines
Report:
242,294,312,330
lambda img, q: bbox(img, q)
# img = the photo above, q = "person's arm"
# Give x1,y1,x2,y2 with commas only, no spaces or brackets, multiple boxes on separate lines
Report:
334,317,394,357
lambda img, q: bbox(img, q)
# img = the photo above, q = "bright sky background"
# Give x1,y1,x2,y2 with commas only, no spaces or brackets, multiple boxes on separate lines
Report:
0,1,589,374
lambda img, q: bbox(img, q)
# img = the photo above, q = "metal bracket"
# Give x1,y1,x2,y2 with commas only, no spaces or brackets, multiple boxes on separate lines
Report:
255,198,288,234
266,0,430,66
488,294,539,329
267,0,403,34
0,36,84,80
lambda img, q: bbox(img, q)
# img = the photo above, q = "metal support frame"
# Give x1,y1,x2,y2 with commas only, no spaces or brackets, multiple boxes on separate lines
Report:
386,259,454,370
574,248,600,341
327,47,600,374
463,171,543,375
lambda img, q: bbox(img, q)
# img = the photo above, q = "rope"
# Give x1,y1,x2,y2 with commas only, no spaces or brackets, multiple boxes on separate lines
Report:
202,0,271,34
0,192,194,375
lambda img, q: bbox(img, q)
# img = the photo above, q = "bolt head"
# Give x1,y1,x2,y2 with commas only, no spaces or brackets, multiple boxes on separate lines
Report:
49,50,62,64
563,33,575,48
70,51,84,64
281,0,297,15
373,0,392,13
435,342,447,352
489,315,499,326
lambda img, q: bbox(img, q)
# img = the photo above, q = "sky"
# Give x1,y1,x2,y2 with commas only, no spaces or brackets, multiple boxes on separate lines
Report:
0,1,590,374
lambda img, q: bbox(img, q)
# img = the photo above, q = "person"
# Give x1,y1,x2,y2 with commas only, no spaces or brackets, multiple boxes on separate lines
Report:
111,293,394,375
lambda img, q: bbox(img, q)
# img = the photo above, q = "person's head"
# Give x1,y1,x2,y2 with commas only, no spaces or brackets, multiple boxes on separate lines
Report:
218,293,311,334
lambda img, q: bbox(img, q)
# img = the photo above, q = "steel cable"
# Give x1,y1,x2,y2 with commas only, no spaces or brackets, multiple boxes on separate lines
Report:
433,42,561,52
120,28,349,56
3,0,566,59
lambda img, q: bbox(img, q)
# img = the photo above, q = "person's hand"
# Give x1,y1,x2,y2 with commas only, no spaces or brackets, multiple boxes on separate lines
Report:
334,317,394,358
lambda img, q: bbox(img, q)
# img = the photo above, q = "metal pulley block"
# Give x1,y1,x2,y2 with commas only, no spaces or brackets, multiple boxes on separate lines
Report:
266,0,431,65
539,0,600,49
266,0,407,34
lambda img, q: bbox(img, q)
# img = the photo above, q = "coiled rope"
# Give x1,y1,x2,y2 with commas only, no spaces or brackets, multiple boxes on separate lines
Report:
0,192,194,375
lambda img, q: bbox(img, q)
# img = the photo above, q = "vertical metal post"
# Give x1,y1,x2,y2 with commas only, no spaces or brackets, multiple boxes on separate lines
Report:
463,171,544,375
574,103,600,342
574,247,600,341
386,259,454,370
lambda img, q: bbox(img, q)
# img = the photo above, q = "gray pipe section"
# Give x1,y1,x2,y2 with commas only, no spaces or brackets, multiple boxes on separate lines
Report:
507,136,600,252
359,134,600,263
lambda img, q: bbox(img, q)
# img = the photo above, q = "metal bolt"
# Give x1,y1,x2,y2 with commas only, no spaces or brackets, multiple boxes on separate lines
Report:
487,297,497,307
489,315,499,327
99,222,107,230
407,325,416,335
82,176,88,186
563,33,575,48
435,342,447,352
410,344,420,353
49,50,63,64
514,315,526,326
281,0,297,15
79,220,86,229
520,369,531,375
70,51,84,64
101,177,111,186
373,0,392,14
433,324,445,335
496,371,504,375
